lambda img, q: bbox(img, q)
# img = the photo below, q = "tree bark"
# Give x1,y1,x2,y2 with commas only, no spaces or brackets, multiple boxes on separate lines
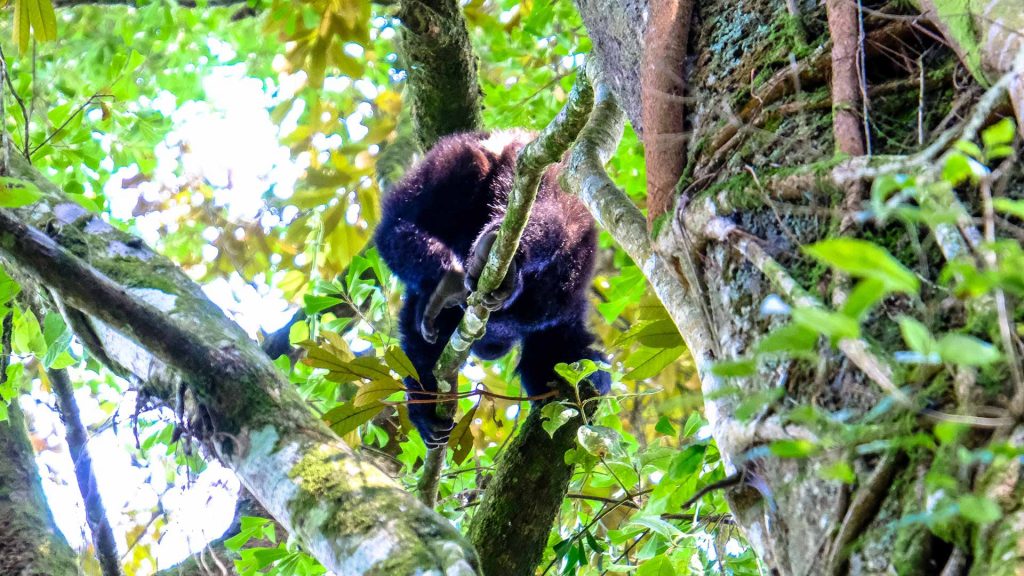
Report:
0,401,79,576
572,0,1024,574
49,368,123,576
0,152,478,575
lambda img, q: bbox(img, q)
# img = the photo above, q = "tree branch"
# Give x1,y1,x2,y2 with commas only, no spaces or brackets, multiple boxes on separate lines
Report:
0,153,479,575
397,0,483,148
48,368,123,576
641,0,693,225
0,401,79,576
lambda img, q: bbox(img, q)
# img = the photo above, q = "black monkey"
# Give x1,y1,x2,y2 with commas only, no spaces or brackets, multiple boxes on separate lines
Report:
374,130,610,446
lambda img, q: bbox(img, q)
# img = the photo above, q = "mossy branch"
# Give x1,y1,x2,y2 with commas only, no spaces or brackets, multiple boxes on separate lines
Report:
0,154,480,575
398,0,483,148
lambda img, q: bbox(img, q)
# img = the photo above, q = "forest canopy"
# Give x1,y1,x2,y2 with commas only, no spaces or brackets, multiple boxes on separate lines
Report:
0,1,1022,575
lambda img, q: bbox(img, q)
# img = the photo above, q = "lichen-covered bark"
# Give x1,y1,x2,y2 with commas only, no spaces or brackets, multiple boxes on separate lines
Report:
572,0,646,136
0,152,478,575
397,0,483,148
574,0,1024,574
0,401,78,576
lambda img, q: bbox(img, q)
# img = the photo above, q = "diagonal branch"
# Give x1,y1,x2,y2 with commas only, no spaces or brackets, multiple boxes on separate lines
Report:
0,152,479,575
48,368,123,576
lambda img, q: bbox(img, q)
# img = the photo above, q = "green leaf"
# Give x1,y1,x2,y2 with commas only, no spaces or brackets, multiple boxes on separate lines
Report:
993,198,1024,220
628,319,683,348
42,313,73,369
636,555,676,576
623,345,685,380
957,495,1001,524
352,378,404,406
576,425,619,458
804,238,919,294
0,267,21,307
667,444,705,480
756,323,817,355
942,152,974,185
710,358,756,378
630,516,684,540
793,307,861,340
384,347,418,381
555,359,600,387
898,316,937,355
734,386,785,422
0,177,43,207
937,334,1001,366
841,279,887,320
769,439,819,458
981,118,1015,150
322,400,383,436
654,416,676,436
303,294,345,315
820,460,856,484
540,402,578,437
13,310,45,358
446,405,477,465
953,140,982,160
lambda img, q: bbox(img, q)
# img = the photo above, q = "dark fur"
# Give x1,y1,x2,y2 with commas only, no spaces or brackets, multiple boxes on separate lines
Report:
374,130,610,445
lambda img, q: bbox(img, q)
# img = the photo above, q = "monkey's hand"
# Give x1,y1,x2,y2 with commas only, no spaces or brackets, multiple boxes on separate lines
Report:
420,267,469,344
466,229,523,311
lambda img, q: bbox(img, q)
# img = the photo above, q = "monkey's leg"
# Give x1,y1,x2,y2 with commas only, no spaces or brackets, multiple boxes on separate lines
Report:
400,292,463,447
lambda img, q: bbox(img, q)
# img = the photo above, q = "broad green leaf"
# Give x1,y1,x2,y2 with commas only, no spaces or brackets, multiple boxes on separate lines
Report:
898,316,936,355
942,152,974,185
710,358,756,378
42,312,74,369
820,461,856,484
353,378,404,406
0,267,20,306
577,425,619,458
957,495,1001,524
13,310,45,358
0,177,43,207
769,439,819,458
953,140,982,160
446,405,477,465
804,238,919,294
756,323,817,355
842,279,887,320
623,345,685,380
615,319,683,349
993,198,1024,220
303,294,345,315
555,359,600,387
630,516,683,540
981,118,1015,150
793,307,861,340
636,555,676,576
384,347,418,381
937,334,1001,366
667,444,705,480
323,400,383,436
654,416,676,436
540,402,578,437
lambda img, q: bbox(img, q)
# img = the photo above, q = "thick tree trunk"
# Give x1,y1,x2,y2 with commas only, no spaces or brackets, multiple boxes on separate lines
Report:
0,153,478,575
0,401,79,576
574,0,1024,574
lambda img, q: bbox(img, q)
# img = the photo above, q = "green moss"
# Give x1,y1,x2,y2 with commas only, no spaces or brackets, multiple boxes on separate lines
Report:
287,448,473,575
